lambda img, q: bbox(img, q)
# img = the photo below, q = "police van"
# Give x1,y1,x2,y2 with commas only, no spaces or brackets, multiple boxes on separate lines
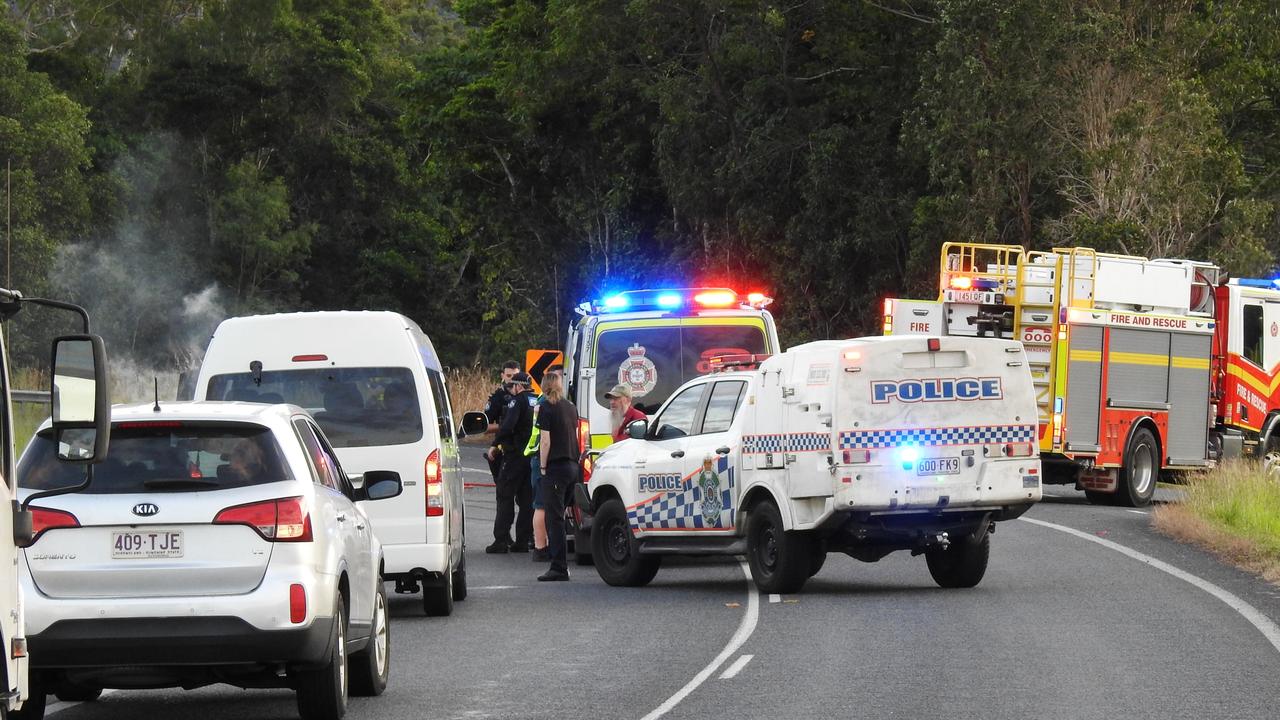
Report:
581,334,1042,593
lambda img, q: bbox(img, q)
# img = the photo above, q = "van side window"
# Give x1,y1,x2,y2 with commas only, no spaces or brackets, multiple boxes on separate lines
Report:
701,381,746,434
425,369,454,442
294,419,341,491
1244,304,1264,367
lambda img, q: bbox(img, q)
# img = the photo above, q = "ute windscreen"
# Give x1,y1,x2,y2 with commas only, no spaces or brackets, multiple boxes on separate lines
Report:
206,367,422,448
594,324,767,414
19,423,294,494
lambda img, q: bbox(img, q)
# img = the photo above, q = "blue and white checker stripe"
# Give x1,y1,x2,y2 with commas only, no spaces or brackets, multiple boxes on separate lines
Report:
629,458,735,530
838,424,1035,450
743,433,831,454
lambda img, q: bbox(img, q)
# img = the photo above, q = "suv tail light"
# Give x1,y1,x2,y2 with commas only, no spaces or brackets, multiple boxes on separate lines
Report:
425,449,443,517
214,496,313,541
29,507,80,543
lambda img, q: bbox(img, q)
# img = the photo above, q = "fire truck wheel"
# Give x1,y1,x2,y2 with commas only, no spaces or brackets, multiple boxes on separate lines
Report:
591,498,660,586
1118,427,1159,507
925,531,990,589
746,500,813,594
1264,452,1280,483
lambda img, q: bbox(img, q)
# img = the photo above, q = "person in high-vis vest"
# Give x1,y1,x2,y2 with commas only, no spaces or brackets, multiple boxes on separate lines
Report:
523,378,553,562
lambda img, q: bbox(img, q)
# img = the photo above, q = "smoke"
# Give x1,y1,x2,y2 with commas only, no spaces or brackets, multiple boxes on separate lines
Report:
48,132,230,403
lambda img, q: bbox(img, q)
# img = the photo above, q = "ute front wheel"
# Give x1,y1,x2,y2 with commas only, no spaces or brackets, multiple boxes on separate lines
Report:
591,498,660,586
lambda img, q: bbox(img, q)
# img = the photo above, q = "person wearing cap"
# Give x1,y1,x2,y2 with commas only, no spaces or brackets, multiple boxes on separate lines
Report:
486,371,537,553
482,360,521,483
607,384,648,442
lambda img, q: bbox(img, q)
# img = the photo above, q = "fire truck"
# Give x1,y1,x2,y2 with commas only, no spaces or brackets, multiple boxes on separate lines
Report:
882,242,1267,507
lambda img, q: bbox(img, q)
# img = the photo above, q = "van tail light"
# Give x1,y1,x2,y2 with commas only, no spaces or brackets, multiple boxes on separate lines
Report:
289,583,307,624
425,449,443,517
214,496,313,542
581,452,595,485
29,507,80,543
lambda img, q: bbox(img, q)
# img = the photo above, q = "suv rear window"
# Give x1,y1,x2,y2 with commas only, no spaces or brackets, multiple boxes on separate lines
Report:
206,367,423,448
19,423,294,494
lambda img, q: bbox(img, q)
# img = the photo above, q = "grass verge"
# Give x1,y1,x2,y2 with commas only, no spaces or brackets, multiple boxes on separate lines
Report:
446,367,497,439
1152,461,1280,584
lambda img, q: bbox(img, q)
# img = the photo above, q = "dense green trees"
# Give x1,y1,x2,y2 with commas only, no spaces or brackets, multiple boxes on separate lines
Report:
2,0,1279,371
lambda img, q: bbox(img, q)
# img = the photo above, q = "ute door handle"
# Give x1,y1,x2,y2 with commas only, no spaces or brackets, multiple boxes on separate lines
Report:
670,450,685,458
716,446,731,455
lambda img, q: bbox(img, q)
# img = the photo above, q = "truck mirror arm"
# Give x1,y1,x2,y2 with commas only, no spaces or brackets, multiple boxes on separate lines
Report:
12,296,91,333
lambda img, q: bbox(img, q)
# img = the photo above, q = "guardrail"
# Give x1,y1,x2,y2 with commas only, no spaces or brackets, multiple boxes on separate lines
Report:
13,389,50,405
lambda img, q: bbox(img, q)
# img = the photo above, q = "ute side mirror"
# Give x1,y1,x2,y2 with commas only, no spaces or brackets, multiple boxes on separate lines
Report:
356,470,402,501
627,419,648,440
461,411,489,436
50,334,111,463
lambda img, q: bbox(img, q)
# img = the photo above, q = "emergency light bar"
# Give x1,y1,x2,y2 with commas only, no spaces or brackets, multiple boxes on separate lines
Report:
591,288,773,313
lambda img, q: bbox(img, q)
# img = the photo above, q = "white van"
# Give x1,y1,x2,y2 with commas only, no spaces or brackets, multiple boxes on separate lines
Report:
194,312,466,615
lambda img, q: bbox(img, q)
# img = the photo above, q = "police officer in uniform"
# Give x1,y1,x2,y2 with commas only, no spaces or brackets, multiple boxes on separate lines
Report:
483,360,521,482
486,372,536,553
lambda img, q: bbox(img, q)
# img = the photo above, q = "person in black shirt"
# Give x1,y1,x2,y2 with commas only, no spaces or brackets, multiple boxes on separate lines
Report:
535,365,580,581
487,372,536,553
482,360,521,483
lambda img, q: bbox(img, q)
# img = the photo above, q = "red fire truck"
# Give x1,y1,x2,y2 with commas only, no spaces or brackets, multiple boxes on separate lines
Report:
885,242,1280,506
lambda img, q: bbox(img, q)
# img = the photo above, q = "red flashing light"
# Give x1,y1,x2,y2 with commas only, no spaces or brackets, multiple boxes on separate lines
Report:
883,299,894,315
949,276,974,290
29,506,80,543
927,338,941,352
425,449,443,517
693,290,738,308
214,497,313,542
292,354,328,362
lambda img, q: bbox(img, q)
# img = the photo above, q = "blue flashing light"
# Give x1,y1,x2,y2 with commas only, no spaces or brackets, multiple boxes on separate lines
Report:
603,294,630,311
896,445,920,466
656,292,683,309
973,278,1001,291
1236,278,1280,289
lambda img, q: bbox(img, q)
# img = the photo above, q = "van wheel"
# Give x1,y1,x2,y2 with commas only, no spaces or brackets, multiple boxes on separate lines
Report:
746,500,812,594
1117,427,1158,507
926,532,990,588
591,498,660,586
808,548,826,578
423,565,454,616
9,678,46,720
296,595,348,720
451,554,468,602
349,580,389,696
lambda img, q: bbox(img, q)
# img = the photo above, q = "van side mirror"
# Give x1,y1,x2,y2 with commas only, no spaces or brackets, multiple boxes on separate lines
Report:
627,419,648,440
461,411,489,436
357,470,402,501
50,334,111,463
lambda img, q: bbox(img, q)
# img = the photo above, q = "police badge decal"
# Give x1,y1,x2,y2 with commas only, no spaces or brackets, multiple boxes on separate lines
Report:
618,342,658,398
697,456,722,528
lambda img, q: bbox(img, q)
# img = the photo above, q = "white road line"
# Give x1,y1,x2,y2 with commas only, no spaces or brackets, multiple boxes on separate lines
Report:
471,585,519,590
1021,517,1280,655
1126,510,1147,515
768,594,780,603
718,654,754,680
639,560,759,720
462,466,492,474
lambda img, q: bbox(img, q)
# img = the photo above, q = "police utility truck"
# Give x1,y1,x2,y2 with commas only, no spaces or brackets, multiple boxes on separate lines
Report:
582,334,1042,593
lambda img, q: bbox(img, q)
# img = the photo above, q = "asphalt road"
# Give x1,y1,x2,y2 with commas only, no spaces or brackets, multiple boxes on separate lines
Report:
41,447,1280,720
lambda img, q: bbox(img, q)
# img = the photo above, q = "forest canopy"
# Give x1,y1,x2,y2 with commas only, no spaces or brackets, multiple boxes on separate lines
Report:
2,0,1278,371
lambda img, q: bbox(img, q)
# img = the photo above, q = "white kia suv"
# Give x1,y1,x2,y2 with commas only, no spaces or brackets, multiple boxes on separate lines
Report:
14,401,400,720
